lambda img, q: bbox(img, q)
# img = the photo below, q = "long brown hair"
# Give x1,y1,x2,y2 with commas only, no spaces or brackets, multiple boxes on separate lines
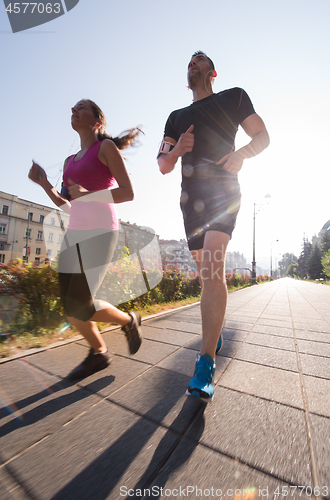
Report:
86,99,142,150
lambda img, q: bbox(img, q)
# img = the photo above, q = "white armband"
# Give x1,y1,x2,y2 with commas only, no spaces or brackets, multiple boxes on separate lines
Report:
158,139,175,155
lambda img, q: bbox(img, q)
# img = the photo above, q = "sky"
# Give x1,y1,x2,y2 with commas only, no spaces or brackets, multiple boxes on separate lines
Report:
1,0,329,271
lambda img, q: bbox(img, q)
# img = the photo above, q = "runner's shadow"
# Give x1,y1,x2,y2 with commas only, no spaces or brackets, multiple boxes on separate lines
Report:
0,376,115,438
0,376,72,421
132,401,206,499
49,371,204,500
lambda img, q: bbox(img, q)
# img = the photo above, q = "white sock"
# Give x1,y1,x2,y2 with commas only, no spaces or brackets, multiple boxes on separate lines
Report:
94,348,107,355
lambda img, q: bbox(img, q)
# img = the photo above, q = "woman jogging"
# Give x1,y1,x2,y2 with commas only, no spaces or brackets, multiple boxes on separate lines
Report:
28,99,142,380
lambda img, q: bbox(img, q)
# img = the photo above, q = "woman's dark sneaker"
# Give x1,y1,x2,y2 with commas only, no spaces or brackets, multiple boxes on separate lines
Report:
122,312,142,354
67,348,111,380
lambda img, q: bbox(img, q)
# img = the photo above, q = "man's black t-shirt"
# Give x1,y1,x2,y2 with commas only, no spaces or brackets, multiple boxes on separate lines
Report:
163,87,255,169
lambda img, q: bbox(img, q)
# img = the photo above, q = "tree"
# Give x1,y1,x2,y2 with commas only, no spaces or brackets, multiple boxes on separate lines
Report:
286,262,299,277
297,238,312,278
278,253,298,276
321,249,330,278
306,244,323,280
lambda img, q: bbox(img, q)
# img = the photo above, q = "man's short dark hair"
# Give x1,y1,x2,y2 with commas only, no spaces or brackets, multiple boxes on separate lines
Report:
191,51,215,71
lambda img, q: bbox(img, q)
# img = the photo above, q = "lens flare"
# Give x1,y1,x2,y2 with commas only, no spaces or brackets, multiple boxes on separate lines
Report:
58,323,71,334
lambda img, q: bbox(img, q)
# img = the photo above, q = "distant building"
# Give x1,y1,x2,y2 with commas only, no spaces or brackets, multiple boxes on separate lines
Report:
159,238,248,275
0,191,69,265
160,239,197,274
115,221,160,266
226,251,248,274
312,220,330,247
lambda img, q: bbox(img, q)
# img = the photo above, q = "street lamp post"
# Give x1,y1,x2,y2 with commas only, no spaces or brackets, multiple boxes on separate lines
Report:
251,203,257,283
270,239,279,279
251,194,271,284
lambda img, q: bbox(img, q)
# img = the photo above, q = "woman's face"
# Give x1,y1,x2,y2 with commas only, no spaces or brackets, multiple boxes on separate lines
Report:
71,100,97,131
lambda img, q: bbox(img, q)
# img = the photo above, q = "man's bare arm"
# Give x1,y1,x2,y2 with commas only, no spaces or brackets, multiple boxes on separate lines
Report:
238,113,270,158
216,114,270,175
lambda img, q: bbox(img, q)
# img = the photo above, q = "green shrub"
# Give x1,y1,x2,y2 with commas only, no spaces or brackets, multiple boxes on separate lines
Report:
321,250,330,278
0,260,202,329
0,259,63,330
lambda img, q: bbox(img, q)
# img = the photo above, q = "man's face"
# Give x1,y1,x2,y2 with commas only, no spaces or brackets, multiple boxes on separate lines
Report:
187,53,213,88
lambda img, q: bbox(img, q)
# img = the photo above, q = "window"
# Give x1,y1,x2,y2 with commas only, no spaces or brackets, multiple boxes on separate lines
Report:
35,257,40,264
0,254,5,263
48,233,53,242
2,205,8,215
58,235,63,244
0,224,6,235
0,243,3,250
37,231,43,241
39,215,44,224
25,228,31,239
28,212,33,221
60,220,64,229
50,218,55,226
36,248,41,255
47,249,52,257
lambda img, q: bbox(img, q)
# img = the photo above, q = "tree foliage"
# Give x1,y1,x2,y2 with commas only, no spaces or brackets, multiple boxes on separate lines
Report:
297,238,313,278
278,253,297,276
286,262,299,277
306,245,323,280
321,249,330,277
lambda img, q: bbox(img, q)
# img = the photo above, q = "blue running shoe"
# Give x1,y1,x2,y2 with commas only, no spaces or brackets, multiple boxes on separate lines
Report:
186,353,215,402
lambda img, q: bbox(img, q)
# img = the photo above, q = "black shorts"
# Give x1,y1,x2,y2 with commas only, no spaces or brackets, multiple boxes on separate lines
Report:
58,229,118,321
180,165,241,251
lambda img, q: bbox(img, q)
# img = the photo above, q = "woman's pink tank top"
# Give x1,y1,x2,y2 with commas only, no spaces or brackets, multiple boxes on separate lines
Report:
63,141,118,231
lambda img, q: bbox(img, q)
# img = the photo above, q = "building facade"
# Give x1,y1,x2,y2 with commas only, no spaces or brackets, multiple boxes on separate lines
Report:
225,251,249,274
114,221,161,266
160,239,198,275
0,191,69,265
159,239,248,276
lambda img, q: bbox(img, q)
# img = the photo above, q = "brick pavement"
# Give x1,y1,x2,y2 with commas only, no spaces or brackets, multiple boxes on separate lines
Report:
1,278,330,500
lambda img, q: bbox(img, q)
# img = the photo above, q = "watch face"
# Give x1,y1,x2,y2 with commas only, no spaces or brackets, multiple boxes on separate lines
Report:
4,1,80,34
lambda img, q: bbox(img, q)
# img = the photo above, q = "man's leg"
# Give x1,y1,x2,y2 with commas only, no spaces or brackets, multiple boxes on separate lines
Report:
191,230,229,356
199,230,229,357
187,230,229,401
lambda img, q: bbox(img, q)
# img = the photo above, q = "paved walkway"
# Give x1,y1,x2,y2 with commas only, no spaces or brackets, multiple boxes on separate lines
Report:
1,278,330,500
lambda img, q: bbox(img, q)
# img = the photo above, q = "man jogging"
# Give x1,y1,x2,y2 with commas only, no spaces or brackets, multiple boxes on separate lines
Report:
157,51,269,401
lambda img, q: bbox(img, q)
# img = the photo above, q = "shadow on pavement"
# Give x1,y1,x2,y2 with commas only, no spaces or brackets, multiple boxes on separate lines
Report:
132,404,206,499
0,376,115,439
49,375,204,500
